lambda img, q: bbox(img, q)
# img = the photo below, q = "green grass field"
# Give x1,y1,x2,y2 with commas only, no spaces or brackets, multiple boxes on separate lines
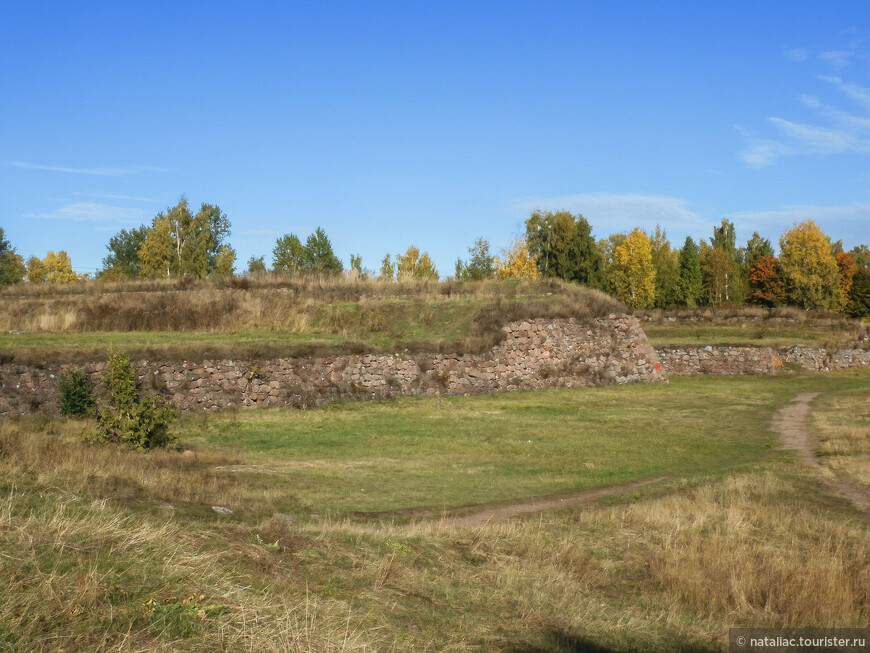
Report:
175,375,794,514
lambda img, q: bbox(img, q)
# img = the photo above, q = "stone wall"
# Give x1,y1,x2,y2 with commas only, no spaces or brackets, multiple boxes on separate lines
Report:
656,344,870,376
655,346,781,376
780,346,870,372
0,314,667,416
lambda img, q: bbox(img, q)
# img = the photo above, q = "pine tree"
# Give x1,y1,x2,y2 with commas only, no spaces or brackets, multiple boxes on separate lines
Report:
675,237,703,306
379,254,395,280
301,227,342,272
273,234,304,272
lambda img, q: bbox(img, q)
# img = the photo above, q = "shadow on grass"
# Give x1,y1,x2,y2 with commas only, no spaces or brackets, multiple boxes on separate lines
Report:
506,629,718,653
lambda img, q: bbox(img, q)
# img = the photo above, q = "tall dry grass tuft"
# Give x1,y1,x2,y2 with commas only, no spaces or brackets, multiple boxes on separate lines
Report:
0,479,367,651
624,471,870,626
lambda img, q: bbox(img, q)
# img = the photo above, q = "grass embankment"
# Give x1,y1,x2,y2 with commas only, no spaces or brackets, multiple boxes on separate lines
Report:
642,306,867,349
0,276,622,364
1,372,869,651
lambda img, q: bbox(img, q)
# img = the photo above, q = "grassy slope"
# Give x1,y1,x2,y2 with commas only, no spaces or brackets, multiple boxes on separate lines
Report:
2,371,870,651
0,278,624,363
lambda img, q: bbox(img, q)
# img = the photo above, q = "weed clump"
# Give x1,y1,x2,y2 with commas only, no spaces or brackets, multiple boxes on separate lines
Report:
57,366,96,417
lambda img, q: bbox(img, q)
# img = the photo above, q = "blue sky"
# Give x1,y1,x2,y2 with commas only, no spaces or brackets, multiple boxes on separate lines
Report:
2,1,870,276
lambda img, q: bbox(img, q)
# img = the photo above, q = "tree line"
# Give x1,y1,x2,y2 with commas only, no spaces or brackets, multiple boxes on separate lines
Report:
501,210,868,317
1,200,868,317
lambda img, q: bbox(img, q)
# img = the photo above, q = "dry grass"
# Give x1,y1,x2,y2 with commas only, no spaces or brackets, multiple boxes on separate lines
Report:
0,276,624,364
307,465,870,651
0,488,370,652
812,389,870,491
638,304,855,325
0,420,374,651
0,418,238,506
631,471,870,627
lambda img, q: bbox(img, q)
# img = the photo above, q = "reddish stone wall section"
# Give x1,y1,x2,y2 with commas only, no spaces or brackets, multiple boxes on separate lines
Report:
0,314,667,416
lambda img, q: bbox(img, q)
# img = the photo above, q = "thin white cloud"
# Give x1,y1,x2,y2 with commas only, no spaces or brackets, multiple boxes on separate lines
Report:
73,192,160,202
738,136,792,167
512,193,712,237
739,66,870,166
819,75,870,110
783,48,808,62
7,161,137,176
799,93,870,132
768,117,856,153
819,50,854,68
24,202,151,225
7,161,167,176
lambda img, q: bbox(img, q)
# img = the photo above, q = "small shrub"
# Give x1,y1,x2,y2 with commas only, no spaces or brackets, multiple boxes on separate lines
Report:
91,349,177,449
57,366,96,417
103,349,138,409
96,394,177,450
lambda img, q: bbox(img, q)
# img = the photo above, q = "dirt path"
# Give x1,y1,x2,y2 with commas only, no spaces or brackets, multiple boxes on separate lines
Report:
439,476,670,528
773,392,870,514
773,391,822,467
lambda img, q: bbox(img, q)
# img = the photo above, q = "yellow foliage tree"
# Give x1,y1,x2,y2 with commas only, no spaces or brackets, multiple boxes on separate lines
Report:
779,221,842,310
26,256,46,283
395,246,438,280
43,251,77,283
612,228,656,308
494,238,539,280
138,215,174,278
